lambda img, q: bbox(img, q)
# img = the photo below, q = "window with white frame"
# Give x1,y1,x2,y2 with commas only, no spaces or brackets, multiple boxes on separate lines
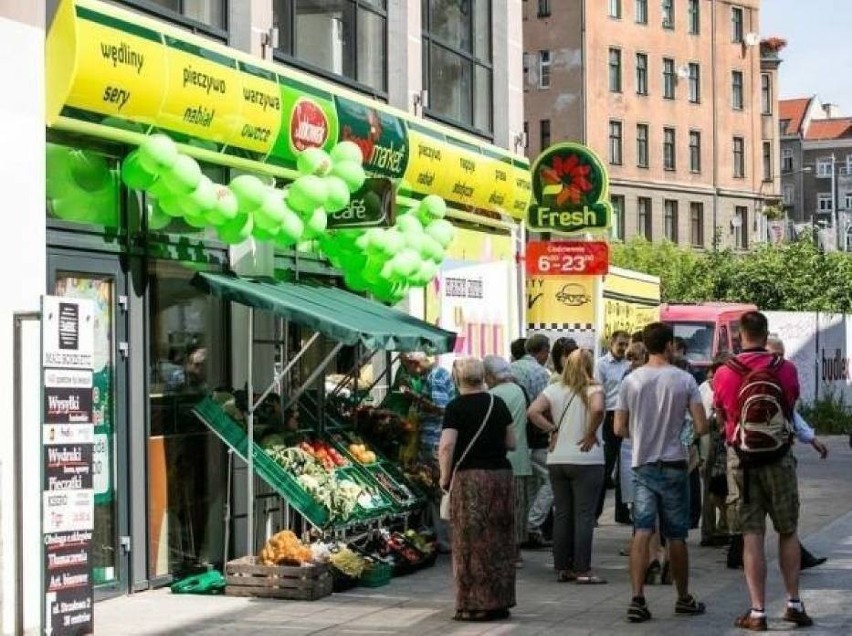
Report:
636,52,648,95
538,50,551,89
781,148,793,173
816,157,833,178
818,193,833,211
688,62,700,103
663,57,675,99
782,184,794,205
609,48,622,92
609,0,621,19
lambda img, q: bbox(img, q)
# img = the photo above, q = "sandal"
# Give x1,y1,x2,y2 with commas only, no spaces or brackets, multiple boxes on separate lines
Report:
575,574,608,585
627,598,652,623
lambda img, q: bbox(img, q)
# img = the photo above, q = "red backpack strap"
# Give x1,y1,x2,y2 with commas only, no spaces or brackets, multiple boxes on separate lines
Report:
768,354,784,371
724,356,750,377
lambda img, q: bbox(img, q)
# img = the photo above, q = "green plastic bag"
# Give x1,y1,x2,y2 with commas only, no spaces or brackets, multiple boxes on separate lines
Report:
170,570,226,595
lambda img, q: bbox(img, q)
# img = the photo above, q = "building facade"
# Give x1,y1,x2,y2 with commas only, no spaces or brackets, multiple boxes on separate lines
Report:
780,96,852,250
523,0,780,249
0,0,527,632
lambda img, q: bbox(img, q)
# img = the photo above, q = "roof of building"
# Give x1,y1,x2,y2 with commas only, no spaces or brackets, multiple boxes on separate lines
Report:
779,97,813,136
805,118,852,141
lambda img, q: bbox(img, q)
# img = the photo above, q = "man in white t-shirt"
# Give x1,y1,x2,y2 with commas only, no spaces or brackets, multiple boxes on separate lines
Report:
615,322,708,624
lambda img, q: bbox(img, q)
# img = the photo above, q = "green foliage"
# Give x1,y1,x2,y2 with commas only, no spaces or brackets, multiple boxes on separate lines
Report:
799,388,852,435
610,236,852,313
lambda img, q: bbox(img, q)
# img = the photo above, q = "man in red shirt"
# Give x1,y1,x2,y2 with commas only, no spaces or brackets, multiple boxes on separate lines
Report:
713,311,812,631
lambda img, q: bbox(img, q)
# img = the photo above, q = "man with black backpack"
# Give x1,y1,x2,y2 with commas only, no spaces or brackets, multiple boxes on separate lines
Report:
713,311,813,631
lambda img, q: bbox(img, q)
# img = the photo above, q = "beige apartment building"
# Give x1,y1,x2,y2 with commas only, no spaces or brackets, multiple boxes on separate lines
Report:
523,0,782,249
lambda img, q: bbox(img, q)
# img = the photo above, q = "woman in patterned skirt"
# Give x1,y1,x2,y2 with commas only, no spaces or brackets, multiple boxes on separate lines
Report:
439,357,517,621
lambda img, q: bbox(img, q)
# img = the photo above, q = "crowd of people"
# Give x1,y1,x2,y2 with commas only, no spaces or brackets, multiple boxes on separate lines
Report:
426,311,828,629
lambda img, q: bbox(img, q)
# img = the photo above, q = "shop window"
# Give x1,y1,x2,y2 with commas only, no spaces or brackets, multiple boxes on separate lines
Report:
46,143,121,229
148,260,229,580
422,0,493,135
273,0,388,95
124,0,227,32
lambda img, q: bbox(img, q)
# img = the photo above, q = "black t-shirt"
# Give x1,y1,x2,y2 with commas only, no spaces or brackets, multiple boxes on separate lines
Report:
442,392,512,471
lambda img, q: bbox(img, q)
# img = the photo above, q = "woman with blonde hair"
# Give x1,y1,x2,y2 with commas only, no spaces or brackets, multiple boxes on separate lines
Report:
528,349,606,584
439,357,517,621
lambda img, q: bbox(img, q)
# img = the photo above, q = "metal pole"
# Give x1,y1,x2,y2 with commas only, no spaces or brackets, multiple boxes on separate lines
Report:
247,307,254,557
282,343,345,415
252,332,320,411
14,311,40,636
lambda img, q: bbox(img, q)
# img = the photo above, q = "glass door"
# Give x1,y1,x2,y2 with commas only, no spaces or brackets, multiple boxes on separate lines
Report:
48,251,129,598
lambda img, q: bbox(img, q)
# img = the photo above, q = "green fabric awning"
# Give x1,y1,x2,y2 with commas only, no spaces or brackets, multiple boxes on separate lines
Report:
191,272,457,354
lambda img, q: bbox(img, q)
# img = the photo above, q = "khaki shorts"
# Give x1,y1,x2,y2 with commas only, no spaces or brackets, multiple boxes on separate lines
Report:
727,447,799,535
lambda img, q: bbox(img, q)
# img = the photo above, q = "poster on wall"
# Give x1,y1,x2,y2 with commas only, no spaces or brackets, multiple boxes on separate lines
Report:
41,296,96,636
526,275,599,350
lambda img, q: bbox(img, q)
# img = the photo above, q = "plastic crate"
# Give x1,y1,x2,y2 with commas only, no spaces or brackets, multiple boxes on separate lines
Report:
359,561,392,588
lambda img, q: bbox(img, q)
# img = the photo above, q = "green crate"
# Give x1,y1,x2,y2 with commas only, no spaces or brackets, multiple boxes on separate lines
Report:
364,463,423,511
360,561,392,588
335,465,395,519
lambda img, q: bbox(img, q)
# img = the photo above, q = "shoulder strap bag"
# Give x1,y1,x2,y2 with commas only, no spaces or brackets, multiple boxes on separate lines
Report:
440,394,495,520
548,391,577,453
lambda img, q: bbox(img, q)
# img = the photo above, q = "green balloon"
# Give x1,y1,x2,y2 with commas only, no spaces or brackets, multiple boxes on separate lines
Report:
252,224,278,241
343,270,369,292
138,134,179,174
415,260,439,286
302,207,328,239
203,185,239,226
146,178,173,200
419,234,444,262
162,154,203,195
229,174,267,213
339,251,368,272
50,195,85,222
183,212,208,229
330,141,364,166
382,229,405,256
296,147,332,177
395,214,423,235
425,218,455,248
217,212,253,244
279,206,305,243
157,194,185,218
287,175,328,214
363,257,385,284
390,249,421,278
330,160,366,193
121,151,158,191
68,150,111,192
274,228,299,249
418,194,447,222
187,176,217,215
254,190,287,232
323,175,351,213
403,230,425,252
147,200,172,230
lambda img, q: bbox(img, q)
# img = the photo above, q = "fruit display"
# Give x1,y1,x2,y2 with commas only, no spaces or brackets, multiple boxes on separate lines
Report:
347,442,377,464
371,467,416,507
258,530,313,566
298,439,350,470
329,546,367,579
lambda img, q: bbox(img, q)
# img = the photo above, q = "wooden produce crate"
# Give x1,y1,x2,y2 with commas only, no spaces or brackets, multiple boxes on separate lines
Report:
225,557,332,601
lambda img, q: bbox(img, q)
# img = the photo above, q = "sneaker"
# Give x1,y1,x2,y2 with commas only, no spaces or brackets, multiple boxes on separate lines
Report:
734,612,767,631
627,597,651,623
522,531,552,549
783,606,814,627
674,594,706,615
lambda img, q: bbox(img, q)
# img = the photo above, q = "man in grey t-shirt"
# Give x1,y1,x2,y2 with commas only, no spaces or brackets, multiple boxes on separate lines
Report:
614,322,707,624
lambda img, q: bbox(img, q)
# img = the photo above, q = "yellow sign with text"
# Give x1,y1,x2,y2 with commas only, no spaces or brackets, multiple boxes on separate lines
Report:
230,62,283,156
526,276,596,326
602,267,661,340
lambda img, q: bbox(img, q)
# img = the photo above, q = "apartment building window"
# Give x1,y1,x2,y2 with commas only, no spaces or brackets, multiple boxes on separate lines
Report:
664,200,678,242
540,119,551,149
636,123,649,168
608,0,621,19
816,157,833,178
663,127,676,171
537,0,551,18
663,58,675,99
690,202,704,247
662,0,674,29
781,148,794,172
762,141,772,181
637,197,652,239
274,0,387,93
733,136,745,177
845,193,852,210
732,70,744,109
609,48,622,92
421,0,493,133
783,184,794,205
688,63,700,103
138,0,227,31
689,130,701,172
635,0,647,24
523,121,529,149
779,119,791,135
688,0,700,34
734,206,748,248
523,52,530,90
635,53,648,95
609,120,623,165
818,193,833,211
731,6,744,43
611,195,626,241
761,74,772,114
538,50,551,89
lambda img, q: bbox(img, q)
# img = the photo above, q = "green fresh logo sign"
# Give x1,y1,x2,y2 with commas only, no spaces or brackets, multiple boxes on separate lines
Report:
526,143,612,233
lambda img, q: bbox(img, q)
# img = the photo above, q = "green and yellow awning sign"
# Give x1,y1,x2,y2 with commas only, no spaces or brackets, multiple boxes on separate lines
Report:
46,0,531,220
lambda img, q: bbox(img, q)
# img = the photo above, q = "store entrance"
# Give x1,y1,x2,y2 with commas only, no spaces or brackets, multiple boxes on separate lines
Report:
48,251,130,599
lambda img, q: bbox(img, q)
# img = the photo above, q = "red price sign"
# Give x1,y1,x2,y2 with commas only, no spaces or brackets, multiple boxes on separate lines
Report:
525,241,609,276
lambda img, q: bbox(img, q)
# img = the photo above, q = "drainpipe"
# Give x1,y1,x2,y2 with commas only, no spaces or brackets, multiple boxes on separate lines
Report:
711,0,719,247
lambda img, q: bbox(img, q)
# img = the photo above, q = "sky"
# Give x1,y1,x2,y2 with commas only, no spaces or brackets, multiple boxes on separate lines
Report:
761,0,852,112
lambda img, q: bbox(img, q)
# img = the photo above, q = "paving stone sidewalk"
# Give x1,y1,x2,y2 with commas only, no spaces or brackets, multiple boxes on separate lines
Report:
96,436,852,635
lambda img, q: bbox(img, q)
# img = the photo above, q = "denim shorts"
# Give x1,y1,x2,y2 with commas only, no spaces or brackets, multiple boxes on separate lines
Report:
632,464,690,540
